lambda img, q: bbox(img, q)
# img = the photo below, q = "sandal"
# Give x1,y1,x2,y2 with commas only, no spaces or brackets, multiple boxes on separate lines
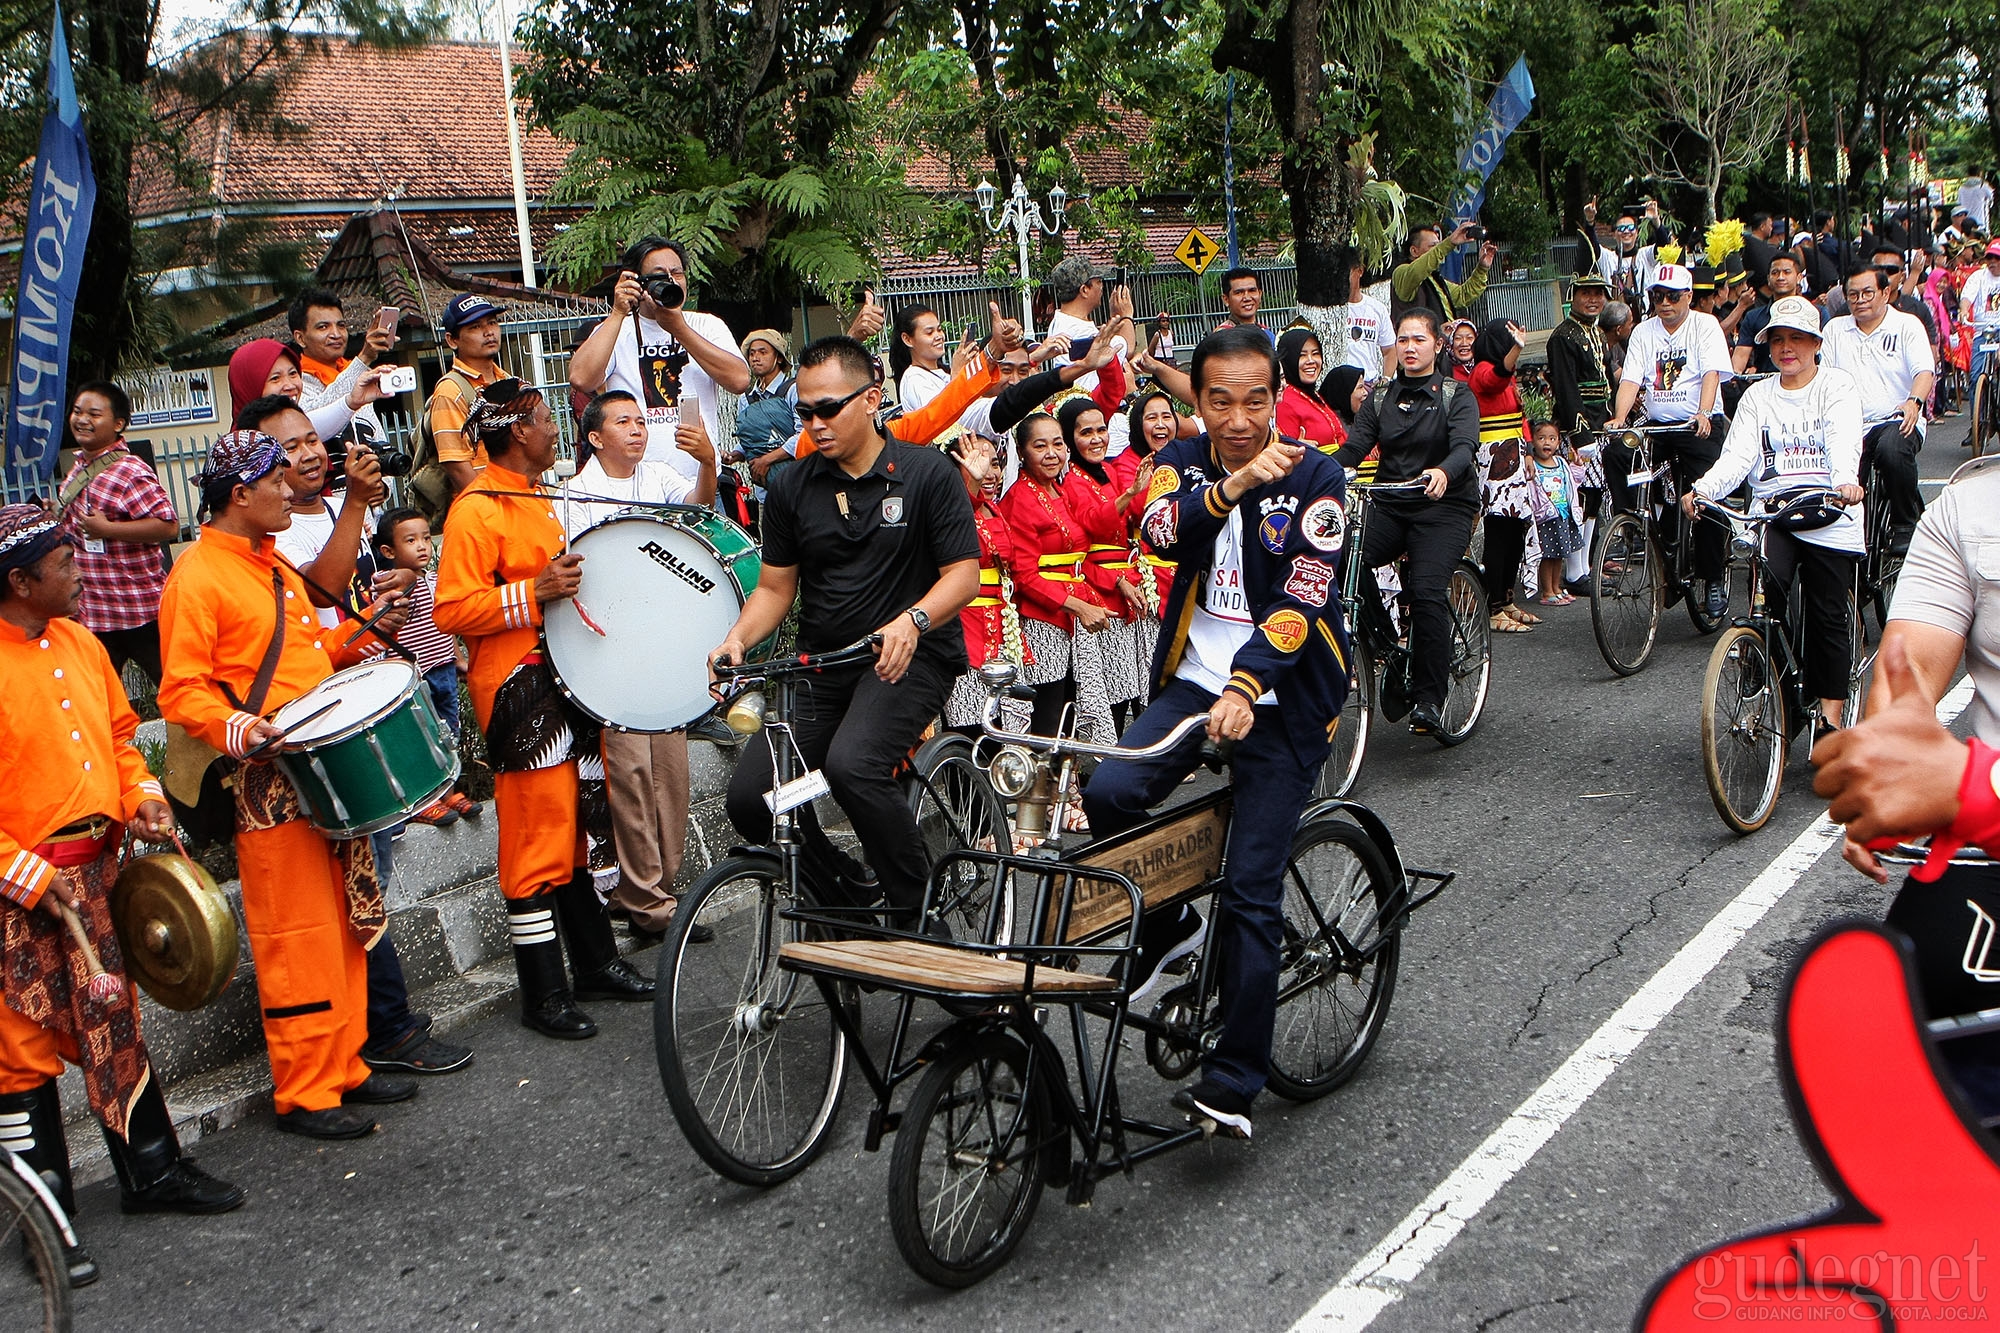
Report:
1490,613,1533,632
1538,593,1576,607
1504,605,1542,625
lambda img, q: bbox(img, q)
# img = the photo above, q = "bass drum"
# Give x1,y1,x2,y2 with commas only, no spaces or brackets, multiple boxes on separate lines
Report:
544,510,772,733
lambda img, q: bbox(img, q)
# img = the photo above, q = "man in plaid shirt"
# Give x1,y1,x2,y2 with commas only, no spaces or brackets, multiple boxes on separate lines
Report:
52,382,178,685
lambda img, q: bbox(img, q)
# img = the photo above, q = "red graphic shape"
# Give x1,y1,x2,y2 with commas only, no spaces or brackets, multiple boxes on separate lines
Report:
1637,923,2000,1330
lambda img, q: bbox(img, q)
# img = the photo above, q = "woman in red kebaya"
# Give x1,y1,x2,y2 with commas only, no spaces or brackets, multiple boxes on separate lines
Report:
942,434,1031,733
1274,328,1342,451
1057,397,1153,731
999,412,1128,747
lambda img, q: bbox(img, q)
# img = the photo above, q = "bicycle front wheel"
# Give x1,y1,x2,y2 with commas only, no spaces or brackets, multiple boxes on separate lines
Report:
1701,626,1787,834
654,854,848,1186
1975,372,1993,458
1843,591,1873,729
1266,817,1401,1100
887,1029,1050,1288
1435,560,1491,745
1315,635,1374,800
906,732,1014,942
0,1155,69,1332
1591,512,1662,675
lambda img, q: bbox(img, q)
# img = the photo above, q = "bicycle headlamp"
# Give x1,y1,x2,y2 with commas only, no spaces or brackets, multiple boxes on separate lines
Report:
1620,430,1643,451
988,745,1037,798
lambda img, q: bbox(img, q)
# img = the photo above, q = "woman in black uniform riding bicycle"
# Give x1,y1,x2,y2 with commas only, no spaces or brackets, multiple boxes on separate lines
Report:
1331,309,1481,736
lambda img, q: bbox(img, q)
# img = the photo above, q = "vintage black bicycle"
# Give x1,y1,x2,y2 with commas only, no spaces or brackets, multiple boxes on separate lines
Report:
652,637,1011,1186
1587,424,1734,676
1693,492,1872,834
1317,477,1493,799
0,1135,75,1331
770,662,1452,1285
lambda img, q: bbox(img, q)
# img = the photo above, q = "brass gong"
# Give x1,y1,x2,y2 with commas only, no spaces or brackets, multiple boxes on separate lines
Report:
110,854,239,1011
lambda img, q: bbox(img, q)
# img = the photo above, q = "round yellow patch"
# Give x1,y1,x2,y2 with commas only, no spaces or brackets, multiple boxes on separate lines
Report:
1145,466,1179,504
1260,608,1309,653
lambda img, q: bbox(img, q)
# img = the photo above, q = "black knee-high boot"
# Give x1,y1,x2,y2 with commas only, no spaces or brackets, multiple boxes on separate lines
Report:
0,1081,96,1287
554,869,655,1002
508,890,596,1040
102,1075,243,1215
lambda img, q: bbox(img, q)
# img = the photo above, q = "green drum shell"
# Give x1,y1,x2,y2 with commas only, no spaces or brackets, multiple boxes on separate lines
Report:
682,510,777,660
274,672,461,838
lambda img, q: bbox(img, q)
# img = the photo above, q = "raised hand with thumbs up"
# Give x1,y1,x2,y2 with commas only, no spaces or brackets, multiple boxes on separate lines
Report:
845,286,884,342
983,300,1025,359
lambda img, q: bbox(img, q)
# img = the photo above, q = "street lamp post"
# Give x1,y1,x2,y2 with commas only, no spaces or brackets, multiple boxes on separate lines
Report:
975,175,1067,339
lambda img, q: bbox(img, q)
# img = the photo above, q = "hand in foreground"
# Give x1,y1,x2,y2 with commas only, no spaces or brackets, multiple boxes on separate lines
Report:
984,302,1025,357
1227,440,1305,499
871,613,920,683
347,367,390,410
345,443,388,506
1420,466,1450,499
533,552,584,604
1690,412,1713,438
33,872,81,921
676,415,717,469
709,637,746,696
846,288,884,342
1207,691,1255,744
1812,637,1968,884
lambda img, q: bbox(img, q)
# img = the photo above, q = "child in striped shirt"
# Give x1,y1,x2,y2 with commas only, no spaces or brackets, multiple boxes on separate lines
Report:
374,507,480,816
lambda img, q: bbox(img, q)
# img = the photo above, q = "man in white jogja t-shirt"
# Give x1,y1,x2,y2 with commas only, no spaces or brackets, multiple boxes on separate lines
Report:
1821,266,1935,555
1034,254,1137,397
1342,256,1395,379
1957,240,2000,386
1607,261,1737,618
567,236,750,486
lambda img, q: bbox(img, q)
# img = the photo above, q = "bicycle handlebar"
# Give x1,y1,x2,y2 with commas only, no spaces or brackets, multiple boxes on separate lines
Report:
712,634,883,682
1343,476,1430,493
981,690,1213,763
1690,489,1846,526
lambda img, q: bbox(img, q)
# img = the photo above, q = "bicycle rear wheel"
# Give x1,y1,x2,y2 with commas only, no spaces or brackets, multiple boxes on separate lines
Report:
0,1156,70,1332
1843,591,1873,728
1266,817,1400,1100
1975,372,1993,458
906,733,1014,942
655,855,848,1186
1591,513,1662,675
887,1029,1050,1288
1315,635,1373,800
1435,560,1491,745
1701,626,1786,834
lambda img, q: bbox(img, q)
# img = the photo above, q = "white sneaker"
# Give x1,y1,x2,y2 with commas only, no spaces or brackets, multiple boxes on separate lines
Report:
1127,908,1208,1014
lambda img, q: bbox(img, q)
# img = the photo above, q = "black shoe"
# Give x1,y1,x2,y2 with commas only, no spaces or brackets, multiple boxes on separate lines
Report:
573,957,656,1002
523,994,598,1040
342,1072,419,1105
1171,1077,1254,1140
687,714,741,747
363,1031,473,1076
1704,580,1729,620
1408,701,1445,737
61,1241,97,1288
1563,577,1592,597
274,1106,377,1140
119,1158,246,1216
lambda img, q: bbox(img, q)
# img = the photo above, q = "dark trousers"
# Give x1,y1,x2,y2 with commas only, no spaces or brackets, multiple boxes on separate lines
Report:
96,620,162,689
1082,678,1328,1100
363,930,427,1054
725,653,953,913
1481,514,1529,611
1356,498,1478,709
1603,423,1727,582
1860,420,1924,541
423,662,461,737
1762,530,1858,703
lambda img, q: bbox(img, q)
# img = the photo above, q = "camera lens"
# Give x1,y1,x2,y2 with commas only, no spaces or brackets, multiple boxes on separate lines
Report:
375,448,414,478
642,276,685,309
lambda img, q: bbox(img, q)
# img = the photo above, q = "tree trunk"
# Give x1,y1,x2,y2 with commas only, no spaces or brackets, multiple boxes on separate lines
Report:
71,0,151,382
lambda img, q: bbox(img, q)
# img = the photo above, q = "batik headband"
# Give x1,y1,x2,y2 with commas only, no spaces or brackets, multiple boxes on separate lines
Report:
0,504,69,574
465,378,537,435
197,429,287,491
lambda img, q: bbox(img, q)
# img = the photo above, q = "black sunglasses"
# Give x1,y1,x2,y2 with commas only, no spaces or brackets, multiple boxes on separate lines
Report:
795,383,873,422
1650,289,1689,303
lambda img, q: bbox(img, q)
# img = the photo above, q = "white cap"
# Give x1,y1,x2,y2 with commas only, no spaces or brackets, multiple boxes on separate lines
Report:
1755,295,1823,343
1650,263,1693,293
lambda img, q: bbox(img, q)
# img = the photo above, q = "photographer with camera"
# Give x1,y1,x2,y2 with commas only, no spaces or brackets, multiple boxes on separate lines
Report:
289,287,403,479
1391,221,1498,325
567,237,750,484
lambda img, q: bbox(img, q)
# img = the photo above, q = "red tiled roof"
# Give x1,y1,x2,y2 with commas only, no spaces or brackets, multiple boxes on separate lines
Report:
136,39,569,220
250,206,588,272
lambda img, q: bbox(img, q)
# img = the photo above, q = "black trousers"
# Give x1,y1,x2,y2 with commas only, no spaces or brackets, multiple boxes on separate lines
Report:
1480,514,1529,611
1860,419,1924,540
1762,529,1857,703
1357,498,1478,709
95,620,162,689
725,653,953,913
1602,422,1727,582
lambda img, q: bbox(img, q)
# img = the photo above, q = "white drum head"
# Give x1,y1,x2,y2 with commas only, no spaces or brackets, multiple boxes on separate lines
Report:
544,515,743,731
272,659,416,744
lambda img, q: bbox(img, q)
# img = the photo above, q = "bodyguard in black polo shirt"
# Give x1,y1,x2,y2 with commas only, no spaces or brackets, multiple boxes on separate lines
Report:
712,336,980,921
1332,308,1480,735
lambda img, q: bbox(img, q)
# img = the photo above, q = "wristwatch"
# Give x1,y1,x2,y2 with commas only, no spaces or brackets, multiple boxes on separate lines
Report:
906,607,931,633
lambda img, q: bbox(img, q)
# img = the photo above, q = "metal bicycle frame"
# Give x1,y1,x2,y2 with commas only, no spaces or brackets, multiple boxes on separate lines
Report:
1336,480,1430,686
1611,425,1720,599
1697,497,1840,728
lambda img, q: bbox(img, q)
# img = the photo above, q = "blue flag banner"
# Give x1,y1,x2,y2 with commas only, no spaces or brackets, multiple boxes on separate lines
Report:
1443,57,1534,283
6,3,96,491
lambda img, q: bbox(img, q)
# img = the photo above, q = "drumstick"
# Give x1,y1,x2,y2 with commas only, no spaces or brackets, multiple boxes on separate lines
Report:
57,902,124,1005
342,595,402,649
243,697,341,760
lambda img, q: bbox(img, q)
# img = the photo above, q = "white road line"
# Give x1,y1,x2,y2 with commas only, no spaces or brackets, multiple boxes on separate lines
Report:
1292,676,1978,1332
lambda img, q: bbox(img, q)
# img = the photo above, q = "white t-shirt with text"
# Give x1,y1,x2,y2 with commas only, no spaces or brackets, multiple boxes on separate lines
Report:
1174,509,1274,701
1343,295,1395,376
597,310,746,482
1621,312,1733,422
1820,310,1934,424
1961,268,2000,333
1696,368,1864,554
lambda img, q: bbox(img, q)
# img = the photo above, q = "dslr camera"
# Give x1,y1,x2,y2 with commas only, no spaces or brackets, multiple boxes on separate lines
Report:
642,274,686,309
1462,224,1488,242
351,420,414,478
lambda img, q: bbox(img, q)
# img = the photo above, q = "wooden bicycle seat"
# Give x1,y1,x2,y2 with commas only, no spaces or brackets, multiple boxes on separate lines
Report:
779,939,1117,997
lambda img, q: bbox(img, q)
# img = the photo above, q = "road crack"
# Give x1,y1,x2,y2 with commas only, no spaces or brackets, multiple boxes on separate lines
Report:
1573,838,1733,985
1506,980,1555,1049
1473,1293,1579,1331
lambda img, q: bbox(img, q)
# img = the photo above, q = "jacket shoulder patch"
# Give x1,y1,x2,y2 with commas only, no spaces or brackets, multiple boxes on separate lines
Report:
1261,608,1309,653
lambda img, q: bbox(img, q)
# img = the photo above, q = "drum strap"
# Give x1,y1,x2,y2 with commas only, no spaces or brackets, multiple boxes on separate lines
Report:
219,567,288,716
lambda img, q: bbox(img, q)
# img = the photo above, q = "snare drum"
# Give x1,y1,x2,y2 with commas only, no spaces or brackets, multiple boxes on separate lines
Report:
543,510,772,732
269,659,460,837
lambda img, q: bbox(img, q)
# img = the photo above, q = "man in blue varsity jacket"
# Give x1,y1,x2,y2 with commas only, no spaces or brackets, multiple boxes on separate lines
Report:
1081,324,1351,1140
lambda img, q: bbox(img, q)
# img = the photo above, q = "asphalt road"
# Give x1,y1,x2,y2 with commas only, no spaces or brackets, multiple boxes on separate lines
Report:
73,417,1984,1331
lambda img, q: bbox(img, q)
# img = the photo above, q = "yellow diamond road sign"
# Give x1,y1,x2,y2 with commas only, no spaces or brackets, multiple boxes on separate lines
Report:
1174,227,1221,275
